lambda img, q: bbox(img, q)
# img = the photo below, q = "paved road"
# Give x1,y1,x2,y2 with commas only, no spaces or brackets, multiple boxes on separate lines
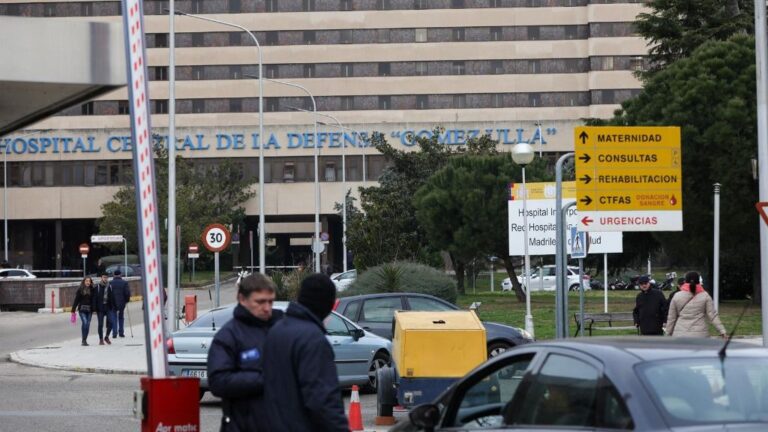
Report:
0,278,408,431
0,279,236,357
0,358,397,431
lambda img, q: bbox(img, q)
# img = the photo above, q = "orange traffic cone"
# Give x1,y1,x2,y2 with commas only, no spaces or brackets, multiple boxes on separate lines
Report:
348,385,364,431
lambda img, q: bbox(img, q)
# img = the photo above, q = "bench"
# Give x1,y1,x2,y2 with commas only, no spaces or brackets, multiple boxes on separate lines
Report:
573,312,638,336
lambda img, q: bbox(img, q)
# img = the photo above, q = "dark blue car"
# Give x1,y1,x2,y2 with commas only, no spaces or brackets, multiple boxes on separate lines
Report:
334,292,533,358
397,337,768,431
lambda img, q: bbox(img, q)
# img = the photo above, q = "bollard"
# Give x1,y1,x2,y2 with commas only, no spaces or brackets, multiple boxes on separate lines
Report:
51,290,55,313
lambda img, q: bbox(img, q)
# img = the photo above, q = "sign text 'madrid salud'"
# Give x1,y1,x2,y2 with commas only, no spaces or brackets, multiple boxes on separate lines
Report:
0,126,555,155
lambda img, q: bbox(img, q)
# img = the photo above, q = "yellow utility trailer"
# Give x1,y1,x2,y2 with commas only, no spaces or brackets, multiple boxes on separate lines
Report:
380,310,487,409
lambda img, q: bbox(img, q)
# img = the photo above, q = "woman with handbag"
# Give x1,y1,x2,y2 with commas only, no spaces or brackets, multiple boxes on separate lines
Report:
71,277,98,346
666,271,726,338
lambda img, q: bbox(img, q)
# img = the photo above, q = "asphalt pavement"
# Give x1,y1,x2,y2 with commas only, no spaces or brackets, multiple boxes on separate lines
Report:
8,281,407,431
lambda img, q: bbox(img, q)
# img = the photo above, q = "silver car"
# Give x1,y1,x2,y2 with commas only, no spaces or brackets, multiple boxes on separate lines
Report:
167,301,392,399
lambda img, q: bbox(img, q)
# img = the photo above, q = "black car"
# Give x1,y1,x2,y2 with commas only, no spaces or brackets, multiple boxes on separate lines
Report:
334,293,533,358
397,337,768,431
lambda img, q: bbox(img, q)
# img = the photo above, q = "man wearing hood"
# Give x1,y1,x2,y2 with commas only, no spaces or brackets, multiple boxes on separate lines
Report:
207,273,283,431
262,273,349,431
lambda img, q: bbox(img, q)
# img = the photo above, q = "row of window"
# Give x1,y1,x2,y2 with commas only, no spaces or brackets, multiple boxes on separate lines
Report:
144,23,635,48
0,0,646,17
64,90,638,116
144,56,645,82
1,156,386,187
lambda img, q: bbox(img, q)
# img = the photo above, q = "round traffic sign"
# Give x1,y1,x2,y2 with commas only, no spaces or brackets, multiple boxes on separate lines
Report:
312,239,326,254
79,243,90,254
188,243,199,253
201,224,231,253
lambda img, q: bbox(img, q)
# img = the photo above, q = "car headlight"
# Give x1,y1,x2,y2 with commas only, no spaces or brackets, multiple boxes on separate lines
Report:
520,329,533,340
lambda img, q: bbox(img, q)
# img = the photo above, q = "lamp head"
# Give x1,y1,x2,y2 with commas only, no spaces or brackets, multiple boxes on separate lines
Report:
512,143,535,166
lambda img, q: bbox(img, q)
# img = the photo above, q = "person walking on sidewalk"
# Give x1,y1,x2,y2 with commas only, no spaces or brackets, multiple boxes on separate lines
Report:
667,271,727,338
71,277,97,346
95,273,117,345
633,275,668,335
110,269,131,338
262,274,349,432
207,273,283,431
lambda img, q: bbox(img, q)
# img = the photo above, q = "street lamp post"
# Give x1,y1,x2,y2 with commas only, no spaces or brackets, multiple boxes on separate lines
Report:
286,108,353,273
512,143,536,338
257,78,321,272
175,11,266,275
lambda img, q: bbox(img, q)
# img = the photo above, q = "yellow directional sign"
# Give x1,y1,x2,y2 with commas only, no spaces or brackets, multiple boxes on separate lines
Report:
510,181,577,200
575,126,683,231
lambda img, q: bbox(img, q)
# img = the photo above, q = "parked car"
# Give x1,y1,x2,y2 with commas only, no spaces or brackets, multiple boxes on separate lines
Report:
0,268,36,279
330,269,357,292
334,293,533,358
104,264,141,277
398,337,768,431
167,301,392,399
502,265,590,292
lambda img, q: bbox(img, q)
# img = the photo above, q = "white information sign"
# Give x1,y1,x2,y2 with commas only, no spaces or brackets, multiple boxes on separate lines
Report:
508,199,623,256
91,235,124,243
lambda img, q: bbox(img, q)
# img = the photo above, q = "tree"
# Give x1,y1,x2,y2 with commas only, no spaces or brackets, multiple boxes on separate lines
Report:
98,145,256,268
345,129,498,272
414,154,551,301
635,0,753,77
613,35,759,298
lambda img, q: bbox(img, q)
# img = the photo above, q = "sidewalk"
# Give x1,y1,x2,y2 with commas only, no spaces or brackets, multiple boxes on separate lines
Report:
10,321,149,374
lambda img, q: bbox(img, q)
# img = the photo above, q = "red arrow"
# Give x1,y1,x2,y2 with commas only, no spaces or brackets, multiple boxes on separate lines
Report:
581,216,593,226
757,202,768,226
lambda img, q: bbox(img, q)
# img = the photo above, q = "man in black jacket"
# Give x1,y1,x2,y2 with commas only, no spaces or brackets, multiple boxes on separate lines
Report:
110,270,131,338
633,275,668,335
262,274,349,432
207,273,283,431
94,273,117,345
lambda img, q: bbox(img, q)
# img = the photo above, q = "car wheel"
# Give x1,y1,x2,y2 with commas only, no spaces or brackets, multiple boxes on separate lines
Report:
569,283,581,291
365,352,391,393
487,342,512,359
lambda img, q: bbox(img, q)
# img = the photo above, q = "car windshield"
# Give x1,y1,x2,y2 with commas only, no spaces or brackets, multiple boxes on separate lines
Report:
638,358,768,425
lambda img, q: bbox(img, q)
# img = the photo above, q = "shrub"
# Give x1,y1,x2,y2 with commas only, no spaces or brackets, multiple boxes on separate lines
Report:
344,261,457,304
273,268,308,301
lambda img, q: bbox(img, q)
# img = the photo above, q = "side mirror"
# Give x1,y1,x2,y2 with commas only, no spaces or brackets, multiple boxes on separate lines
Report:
351,328,365,341
409,404,440,431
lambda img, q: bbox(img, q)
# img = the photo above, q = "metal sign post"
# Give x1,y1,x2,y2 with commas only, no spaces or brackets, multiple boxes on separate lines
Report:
79,243,89,276
249,230,254,272
188,243,199,283
214,252,220,307
201,224,231,309
570,226,588,338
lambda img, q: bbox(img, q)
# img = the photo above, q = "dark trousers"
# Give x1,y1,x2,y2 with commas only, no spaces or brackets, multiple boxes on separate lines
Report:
641,329,664,336
97,310,116,340
115,307,126,337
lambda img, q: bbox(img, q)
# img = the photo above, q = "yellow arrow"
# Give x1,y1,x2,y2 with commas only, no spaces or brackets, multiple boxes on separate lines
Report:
575,148,681,168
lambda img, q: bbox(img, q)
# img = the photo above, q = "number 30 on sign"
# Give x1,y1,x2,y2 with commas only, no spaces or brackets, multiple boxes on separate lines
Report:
201,223,232,253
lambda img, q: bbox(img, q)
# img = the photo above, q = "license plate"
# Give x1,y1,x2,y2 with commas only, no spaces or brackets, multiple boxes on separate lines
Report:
181,369,207,379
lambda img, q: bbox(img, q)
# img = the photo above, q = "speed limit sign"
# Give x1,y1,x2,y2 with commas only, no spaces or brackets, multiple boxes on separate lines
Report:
201,223,231,253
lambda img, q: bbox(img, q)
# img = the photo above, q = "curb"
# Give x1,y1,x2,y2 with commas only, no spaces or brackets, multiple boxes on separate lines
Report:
8,350,146,375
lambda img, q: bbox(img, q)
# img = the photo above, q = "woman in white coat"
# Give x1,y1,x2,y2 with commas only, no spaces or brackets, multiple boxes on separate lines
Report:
666,271,726,338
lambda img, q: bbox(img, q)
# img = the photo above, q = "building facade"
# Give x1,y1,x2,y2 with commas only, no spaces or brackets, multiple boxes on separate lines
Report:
0,0,647,272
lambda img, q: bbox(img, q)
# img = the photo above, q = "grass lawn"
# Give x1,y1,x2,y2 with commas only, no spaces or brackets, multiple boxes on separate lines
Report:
457,275,761,340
